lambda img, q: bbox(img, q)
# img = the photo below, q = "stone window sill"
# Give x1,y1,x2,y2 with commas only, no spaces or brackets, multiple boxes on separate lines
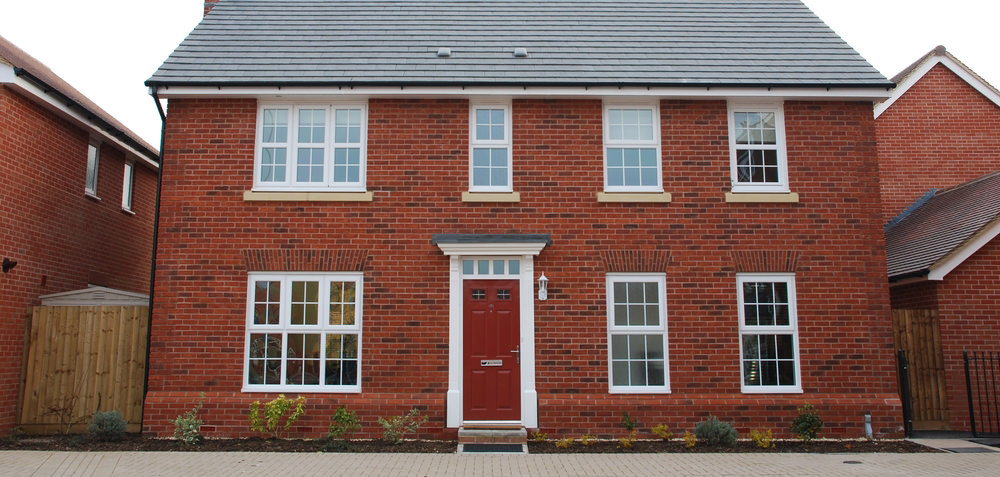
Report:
725,192,799,203
597,192,672,203
461,192,520,203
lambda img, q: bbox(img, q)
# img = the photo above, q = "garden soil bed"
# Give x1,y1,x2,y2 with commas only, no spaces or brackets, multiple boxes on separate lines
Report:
0,434,939,454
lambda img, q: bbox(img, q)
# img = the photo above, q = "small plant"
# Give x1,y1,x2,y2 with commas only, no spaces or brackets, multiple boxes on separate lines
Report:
791,403,823,442
172,393,206,445
580,434,596,446
620,412,638,432
88,410,127,442
682,431,697,448
693,415,737,447
617,430,637,449
530,431,548,442
377,408,428,444
750,428,774,449
327,405,361,441
554,437,574,448
249,394,306,439
652,424,673,441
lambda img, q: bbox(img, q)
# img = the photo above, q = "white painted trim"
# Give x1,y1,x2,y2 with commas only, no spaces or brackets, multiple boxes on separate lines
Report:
436,242,548,256
152,85,893,101
438,246,545,429
875,55,1000,118
5,71,159,169
927,218,1000,281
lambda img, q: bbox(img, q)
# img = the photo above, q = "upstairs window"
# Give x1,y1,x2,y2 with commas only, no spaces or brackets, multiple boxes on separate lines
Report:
728,102,788,193
469,103,512,192
85,144,99,196
603,104,662,192
121,163,134,212
256,104,367,191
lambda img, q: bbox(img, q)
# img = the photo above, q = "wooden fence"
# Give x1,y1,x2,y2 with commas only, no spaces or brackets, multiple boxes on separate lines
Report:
18,306,148,434
891,308,949,430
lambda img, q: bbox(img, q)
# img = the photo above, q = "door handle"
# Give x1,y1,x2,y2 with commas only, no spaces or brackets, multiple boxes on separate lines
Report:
511,345,520,364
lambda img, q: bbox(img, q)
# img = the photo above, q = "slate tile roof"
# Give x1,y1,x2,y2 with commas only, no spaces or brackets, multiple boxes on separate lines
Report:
885,171,1000,279
148,0,890,87
0,35,159,160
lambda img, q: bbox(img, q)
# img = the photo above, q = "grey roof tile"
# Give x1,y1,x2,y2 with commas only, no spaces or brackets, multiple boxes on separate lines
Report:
885,171,1000,279
148,0,889,87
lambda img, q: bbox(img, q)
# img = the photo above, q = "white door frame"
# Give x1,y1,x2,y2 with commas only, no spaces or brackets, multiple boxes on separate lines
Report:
435,240,548,428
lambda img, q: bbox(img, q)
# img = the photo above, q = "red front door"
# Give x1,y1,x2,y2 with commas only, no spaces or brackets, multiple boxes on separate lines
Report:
463,279,521,421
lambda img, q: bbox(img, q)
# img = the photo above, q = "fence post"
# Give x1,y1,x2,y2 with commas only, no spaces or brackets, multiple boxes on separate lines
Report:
897,349,913,437
964,351,977,437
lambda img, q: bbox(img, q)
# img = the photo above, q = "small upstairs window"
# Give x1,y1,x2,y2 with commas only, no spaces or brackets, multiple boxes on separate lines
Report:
469,103,512,192
85,144,99,197
603,104,662,192
728,102,788,193
121,163,134,212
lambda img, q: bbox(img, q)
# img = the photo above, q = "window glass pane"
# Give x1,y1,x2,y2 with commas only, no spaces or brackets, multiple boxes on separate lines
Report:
760,361,778,385
776,335,794,359
611,335,628,359
630,362,647,385
248,333,282,385
645,305,659,326
261,148,287,183
493,260,505,275
627,304,645,326
627,282,645,303
263,109,288,143
743,361,760,386
463,260,474,275
478,260,490,275
742,334,759,359
476,109,490,127
628,335,646,360
296,148,324,183
612,361,629,386
614,305,628,326
508,260,520,275
647,360,665,386
253,280,281,325
646,334,663,360
778,361,795,385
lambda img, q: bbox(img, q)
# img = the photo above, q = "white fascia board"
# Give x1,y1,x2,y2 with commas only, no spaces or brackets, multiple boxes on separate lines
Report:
435,241,549,256
8,74,159,169
0,63,15,83
927,218,1000,281
875,56,1000,118
153,85,892,102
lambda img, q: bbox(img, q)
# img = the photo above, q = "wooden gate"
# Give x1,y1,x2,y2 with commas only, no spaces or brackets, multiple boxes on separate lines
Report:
892,309,949,430
18,306,148,434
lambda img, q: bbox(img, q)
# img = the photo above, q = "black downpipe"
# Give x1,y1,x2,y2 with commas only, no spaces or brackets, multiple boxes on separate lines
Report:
897,349,913,437
140,87,168,434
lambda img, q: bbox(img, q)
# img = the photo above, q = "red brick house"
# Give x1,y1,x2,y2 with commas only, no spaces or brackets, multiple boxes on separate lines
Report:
878,47,1000,433
143,0,902,440
0,36,159,436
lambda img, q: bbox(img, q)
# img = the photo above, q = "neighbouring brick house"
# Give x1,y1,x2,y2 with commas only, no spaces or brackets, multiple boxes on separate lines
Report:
144,0,902,440
0,36,159,436
878,47,1000,433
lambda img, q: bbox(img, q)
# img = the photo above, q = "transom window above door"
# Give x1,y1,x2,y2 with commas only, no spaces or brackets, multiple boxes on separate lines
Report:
462,258,521,278
255,103,367,192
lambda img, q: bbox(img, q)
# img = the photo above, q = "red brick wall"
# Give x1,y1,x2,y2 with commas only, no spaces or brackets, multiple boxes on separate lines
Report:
0,87,156,436
876,63,1000,222
935,237,1000,431
146,97,900,439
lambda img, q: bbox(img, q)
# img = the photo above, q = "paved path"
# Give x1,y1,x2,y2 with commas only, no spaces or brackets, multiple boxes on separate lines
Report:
3,448,999,477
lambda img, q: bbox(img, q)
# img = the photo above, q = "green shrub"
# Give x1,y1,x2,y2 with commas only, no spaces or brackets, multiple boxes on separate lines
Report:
88,410,127,442
617,430,636,449
692,415,737,447
682,431,697,448
530,431,548,442
249,394,306,439
620,412,637,432
580,434,595,446
554,437,574,448
791,403,823,442
327,405,361,442
172,393,205,445
377,408,428,443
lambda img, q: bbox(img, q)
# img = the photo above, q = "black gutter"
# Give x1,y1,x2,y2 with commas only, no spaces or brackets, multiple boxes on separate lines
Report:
140,87,168,434
15,68,160,163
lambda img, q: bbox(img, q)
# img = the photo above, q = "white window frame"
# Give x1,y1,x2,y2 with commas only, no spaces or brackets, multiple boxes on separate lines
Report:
469,102,513,192
254,102,368,192
121,162,134,212
602,102,662,193
606,273,670,393
728,101,788,193
243,272,363,393
737,273,802,393
85,143,100,197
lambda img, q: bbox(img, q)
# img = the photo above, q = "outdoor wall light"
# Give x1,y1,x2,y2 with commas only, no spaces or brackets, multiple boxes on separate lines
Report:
2,258,17,273
538,273,548,301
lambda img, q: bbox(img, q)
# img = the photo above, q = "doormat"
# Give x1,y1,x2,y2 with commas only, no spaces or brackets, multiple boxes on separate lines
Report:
460,443,526,453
